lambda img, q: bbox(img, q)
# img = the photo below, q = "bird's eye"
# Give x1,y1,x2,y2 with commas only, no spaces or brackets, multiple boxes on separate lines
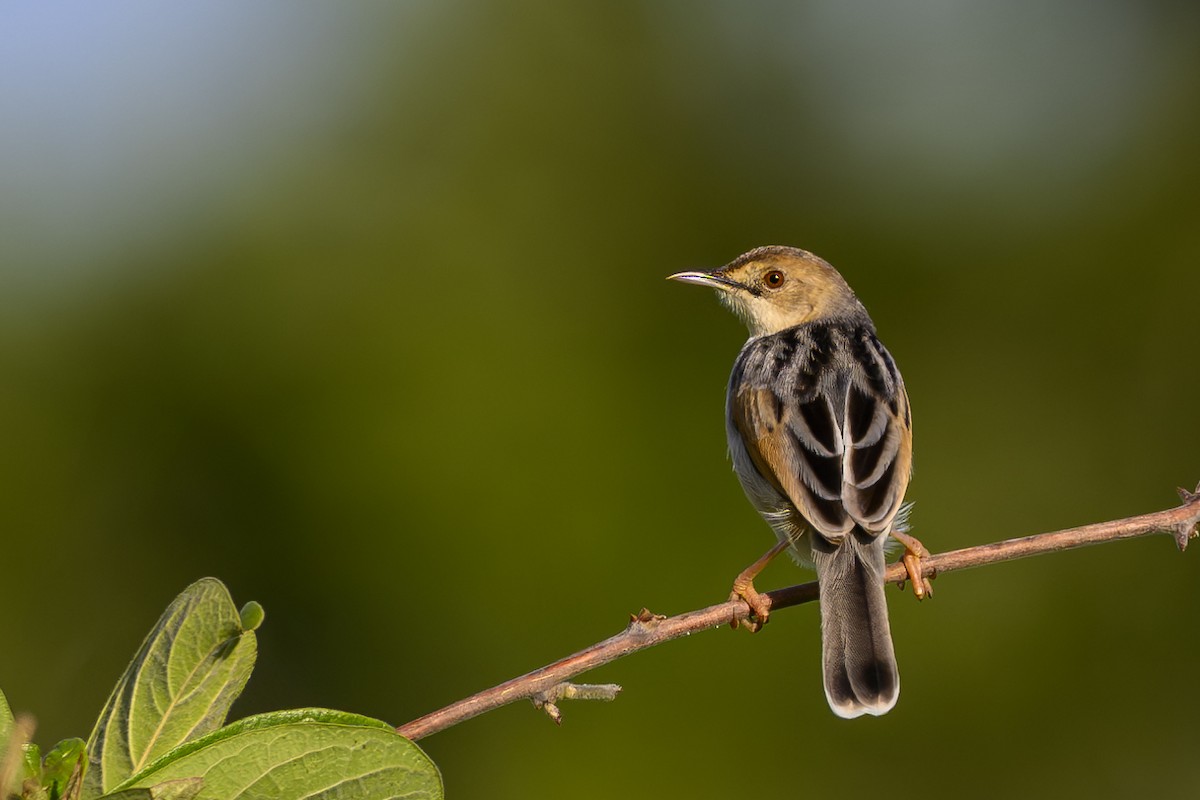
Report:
764,270,785,289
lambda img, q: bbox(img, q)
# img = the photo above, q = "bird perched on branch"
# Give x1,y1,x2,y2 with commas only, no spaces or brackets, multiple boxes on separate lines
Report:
669,245,927,718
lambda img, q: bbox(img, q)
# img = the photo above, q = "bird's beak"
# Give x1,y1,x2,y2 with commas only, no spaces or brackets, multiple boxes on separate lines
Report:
666,269,738,291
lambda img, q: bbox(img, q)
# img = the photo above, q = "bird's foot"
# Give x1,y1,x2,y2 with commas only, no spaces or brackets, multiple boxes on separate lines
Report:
891,530,934,599
730,579,772,632
729,539,790,631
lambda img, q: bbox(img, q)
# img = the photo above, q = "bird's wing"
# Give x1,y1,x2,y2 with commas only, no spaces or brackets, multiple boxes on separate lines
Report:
838,358,912,533
730,325,912,540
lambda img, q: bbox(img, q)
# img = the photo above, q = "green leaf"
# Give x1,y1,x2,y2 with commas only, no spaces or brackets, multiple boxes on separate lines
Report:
2,696,41,800
1,690,22,800
22,742,42,788
42,738,87,800
99,778,204,800
237,603,264,632
112,709,442,800
0,688,12,741
83,579,258,799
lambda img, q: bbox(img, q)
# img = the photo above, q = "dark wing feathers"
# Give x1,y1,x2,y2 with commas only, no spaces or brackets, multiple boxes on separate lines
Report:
796,397,841,456
730,322,912,541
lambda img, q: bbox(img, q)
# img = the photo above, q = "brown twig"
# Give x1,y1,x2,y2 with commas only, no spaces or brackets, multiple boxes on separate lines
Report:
396,485,1200,741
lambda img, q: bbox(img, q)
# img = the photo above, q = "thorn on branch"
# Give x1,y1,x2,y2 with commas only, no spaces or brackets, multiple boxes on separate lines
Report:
1172,483,1200,550
531,682,623,726
627,608,666,633
1174,524,1195,551
1174,519,1198,551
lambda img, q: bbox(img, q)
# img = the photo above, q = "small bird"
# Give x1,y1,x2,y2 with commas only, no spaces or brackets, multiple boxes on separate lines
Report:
670,245,925,718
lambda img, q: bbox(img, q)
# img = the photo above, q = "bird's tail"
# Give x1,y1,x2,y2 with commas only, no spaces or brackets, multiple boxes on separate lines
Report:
813,530,899,718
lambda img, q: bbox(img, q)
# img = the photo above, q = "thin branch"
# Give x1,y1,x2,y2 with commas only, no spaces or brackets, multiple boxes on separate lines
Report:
396,485,1200,741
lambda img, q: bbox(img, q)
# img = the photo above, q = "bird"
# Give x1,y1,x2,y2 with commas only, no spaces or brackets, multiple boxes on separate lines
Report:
669,245,926,718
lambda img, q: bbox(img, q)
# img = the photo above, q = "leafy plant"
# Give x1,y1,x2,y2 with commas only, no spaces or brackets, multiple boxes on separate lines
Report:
1,579,442,800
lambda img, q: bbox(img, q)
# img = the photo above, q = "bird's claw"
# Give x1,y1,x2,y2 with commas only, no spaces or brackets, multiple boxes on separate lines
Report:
892,530,934,599
730,581,772,631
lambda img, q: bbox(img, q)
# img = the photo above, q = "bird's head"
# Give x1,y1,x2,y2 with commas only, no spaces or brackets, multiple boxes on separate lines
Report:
669,245,867,337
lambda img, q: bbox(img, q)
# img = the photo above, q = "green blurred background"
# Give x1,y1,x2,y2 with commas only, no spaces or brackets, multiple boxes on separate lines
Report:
3,2,1199,798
